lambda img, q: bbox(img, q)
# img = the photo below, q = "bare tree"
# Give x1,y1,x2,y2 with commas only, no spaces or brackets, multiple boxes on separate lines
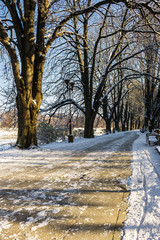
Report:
0,0,117,148
46,1,154,137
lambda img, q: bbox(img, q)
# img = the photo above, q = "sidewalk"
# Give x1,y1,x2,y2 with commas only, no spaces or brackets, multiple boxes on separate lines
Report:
0,131,138,240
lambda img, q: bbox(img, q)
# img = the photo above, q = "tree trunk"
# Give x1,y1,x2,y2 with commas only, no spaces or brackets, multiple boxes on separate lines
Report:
16,90,42,148
105,118,111,134
115,110,120,132
126,113,129,131
130,113,134,130
122,121,125,131
84,111,95,138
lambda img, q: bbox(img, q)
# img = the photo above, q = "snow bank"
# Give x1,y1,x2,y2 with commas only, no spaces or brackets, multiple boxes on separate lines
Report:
0,128,17,137
123,132,160,240
41,131,128,151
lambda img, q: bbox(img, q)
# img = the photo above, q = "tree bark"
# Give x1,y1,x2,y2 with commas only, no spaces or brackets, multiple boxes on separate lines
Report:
16,88,42,148
84,107,95,138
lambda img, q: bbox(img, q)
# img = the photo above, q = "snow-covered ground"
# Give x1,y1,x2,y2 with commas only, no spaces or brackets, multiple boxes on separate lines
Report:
0,129,159,239
43,131,160,240
123,132,160,240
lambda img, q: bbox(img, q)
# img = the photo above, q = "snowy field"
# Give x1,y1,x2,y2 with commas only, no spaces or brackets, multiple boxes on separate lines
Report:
0,129,159,239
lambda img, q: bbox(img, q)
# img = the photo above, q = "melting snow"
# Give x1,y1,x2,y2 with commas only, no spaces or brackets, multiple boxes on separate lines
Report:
123,132,160,240
0,129,159,239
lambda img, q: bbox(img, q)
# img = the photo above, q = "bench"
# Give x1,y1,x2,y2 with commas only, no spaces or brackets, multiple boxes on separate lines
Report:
146,130,160,146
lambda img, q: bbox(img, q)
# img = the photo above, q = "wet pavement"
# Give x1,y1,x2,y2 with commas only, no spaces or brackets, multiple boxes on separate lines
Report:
0,131,139,240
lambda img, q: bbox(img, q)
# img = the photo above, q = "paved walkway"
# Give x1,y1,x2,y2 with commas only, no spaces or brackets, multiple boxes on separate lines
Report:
0,132,138,240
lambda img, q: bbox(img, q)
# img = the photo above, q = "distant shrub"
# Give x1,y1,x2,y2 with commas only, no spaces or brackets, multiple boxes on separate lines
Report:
37,122,68,144
73,128,84,138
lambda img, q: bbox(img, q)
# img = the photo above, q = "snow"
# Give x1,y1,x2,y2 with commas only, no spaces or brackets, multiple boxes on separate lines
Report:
156,146,160,154
123,132,160,240
32,99,37,106
0,129,160,239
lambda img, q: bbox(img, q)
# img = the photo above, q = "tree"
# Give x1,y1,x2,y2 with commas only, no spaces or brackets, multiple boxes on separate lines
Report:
134,13,160,130
50,2,151,137
0,0,115,148
143,41,160,129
